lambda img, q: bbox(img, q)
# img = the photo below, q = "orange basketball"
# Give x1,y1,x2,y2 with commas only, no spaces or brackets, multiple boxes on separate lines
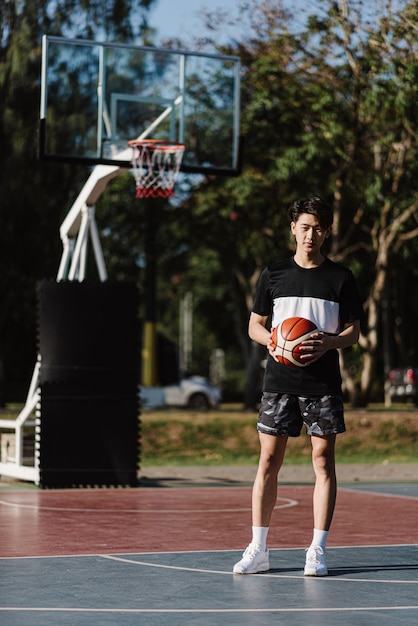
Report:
271,317,317,367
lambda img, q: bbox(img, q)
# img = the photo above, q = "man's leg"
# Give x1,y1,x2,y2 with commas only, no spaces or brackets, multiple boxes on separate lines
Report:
311,434,337,530
304,434,336,576
233,433,288,574
252,432,288,527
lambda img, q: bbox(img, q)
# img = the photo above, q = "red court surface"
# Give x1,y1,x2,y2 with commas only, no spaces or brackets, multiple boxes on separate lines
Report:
1,481,417,625
1,484,418,558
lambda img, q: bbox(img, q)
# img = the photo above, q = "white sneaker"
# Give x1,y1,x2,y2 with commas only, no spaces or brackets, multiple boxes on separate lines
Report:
304,545,328,576
233,543,270,574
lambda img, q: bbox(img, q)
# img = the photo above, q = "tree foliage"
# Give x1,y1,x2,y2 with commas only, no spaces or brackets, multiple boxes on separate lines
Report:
111,0,418,407
234,0,418,405
0,0,155,400
3,0,418,409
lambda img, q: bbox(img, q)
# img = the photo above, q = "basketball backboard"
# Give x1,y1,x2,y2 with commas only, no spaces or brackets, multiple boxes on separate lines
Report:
40,36,241,175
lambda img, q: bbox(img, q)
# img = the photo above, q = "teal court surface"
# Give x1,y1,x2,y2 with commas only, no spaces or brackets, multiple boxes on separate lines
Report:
1,476,417,625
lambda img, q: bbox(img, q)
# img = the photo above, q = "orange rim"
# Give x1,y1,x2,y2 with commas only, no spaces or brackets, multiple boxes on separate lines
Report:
128,139,185,152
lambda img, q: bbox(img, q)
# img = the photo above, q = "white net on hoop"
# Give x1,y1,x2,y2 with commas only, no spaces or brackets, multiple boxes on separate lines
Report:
128,140,185,199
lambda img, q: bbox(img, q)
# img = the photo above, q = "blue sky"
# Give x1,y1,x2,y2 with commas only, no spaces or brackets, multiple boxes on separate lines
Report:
147,1,319,49
148,0,244,45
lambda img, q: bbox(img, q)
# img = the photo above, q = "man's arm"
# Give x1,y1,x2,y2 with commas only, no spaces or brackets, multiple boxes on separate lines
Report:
333,320,360,349
248,312,271,346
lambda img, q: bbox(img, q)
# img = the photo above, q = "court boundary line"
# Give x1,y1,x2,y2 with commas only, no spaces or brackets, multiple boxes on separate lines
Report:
0,543,417,561
1,606,418,615
339,486,418,501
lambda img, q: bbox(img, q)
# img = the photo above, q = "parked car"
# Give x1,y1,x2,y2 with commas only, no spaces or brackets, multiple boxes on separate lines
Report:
388,367,418,405
141,376,221,410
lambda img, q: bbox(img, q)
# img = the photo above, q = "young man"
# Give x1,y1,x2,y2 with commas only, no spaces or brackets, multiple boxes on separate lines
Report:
233,197,364,576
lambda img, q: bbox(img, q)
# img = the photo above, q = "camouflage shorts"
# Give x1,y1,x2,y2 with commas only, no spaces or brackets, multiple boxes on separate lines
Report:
257,392,346,437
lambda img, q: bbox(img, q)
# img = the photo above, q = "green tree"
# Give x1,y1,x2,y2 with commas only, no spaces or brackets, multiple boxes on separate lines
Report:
45,0,418,409
0,0,155,401
241,0,418,405
128,0,418,407
272,0,418,404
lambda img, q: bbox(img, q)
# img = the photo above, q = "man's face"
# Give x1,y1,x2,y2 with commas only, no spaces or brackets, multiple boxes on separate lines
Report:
290,213,331,254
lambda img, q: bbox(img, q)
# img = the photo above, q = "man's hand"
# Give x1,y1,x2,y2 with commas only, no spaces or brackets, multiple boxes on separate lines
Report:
297,332,331,363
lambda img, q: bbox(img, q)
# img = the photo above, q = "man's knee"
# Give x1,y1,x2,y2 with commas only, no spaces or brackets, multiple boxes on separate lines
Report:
259,451,281,473
258,434,287,473
311,437,336,475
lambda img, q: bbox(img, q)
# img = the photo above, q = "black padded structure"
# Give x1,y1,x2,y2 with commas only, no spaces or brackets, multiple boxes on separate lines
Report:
37,281,140,488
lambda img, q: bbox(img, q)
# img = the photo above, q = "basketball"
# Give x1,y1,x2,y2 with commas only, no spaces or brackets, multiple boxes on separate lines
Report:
271,317,317,367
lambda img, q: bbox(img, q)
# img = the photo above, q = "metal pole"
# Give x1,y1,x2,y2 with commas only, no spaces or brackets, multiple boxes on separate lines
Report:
141,199,160,386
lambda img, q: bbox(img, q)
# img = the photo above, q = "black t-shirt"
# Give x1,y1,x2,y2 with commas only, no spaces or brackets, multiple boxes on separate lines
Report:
252,256,364,395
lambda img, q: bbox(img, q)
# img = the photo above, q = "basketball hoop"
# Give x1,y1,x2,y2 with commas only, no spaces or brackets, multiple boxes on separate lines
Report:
128,139,185,199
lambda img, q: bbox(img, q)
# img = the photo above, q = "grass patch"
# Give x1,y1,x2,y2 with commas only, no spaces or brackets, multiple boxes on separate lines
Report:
141,415,261,465
336,413,418,463
140,407,418,466
2,404,418,467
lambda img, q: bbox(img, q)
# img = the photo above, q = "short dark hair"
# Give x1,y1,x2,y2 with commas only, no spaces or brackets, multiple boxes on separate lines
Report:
288,197,333,229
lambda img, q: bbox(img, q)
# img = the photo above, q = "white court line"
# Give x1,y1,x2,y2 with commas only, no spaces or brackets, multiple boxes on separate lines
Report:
0,496,297,513
340,486,418,501
101,554,418,585
0,606,418,614
0,543,417,560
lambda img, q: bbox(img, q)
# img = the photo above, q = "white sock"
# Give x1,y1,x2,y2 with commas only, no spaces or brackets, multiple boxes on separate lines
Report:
251,526,269,550
311,528,328,550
